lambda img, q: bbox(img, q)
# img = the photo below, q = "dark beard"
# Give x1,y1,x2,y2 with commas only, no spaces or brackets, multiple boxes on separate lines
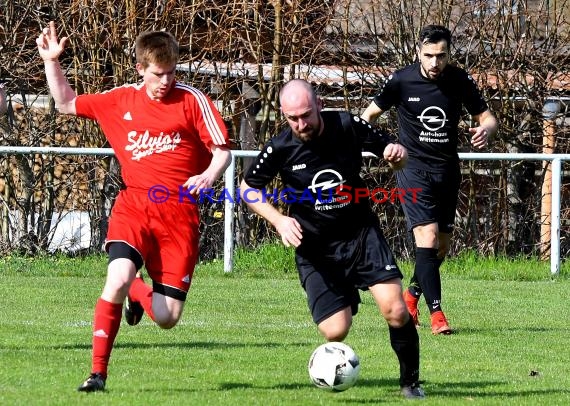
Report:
294,117,322,142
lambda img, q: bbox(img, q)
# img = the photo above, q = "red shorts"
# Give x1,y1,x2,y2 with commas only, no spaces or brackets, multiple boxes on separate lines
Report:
105,189,200,292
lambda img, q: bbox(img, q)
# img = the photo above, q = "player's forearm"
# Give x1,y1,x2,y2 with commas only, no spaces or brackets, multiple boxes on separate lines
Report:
203,146,232,182
43,59,77,114
361,101,382,123
474,110,498,137
248,201,285,228
479,114,499,138
239,181,284,227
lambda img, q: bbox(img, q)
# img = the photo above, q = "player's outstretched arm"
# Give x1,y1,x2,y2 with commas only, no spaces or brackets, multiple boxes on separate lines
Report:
239,179,303,248
36,21,77,115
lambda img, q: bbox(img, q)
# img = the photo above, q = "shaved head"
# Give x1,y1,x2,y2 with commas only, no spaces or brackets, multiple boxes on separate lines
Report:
279,79,323,141
279,79,317,105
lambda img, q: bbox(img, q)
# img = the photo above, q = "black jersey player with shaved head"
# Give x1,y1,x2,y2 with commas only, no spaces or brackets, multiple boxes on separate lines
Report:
362,25,498,335
240,79,425,399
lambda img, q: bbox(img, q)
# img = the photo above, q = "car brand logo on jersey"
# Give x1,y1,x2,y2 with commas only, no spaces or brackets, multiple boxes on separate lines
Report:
309,169,349,209
417,106,448,131
309,169,345,194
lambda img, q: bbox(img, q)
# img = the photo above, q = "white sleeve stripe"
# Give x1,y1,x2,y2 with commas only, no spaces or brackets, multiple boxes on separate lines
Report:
176,83,226,145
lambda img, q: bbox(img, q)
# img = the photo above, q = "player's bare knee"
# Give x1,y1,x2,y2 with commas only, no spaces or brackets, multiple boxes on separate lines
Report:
319,321,351,342
107,282,129,296
321,328,349,342
382,301,409,327
156,319,178,329
385,315,409,328
154,314,180,329
153,305,183,329
101,279,131,303
414,226,438,247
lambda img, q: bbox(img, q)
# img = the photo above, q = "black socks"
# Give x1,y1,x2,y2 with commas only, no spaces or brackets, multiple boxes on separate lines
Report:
410,247,442,314
389,316,420,387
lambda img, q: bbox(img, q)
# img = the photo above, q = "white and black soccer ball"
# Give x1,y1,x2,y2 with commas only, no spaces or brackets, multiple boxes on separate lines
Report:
308,342,361,391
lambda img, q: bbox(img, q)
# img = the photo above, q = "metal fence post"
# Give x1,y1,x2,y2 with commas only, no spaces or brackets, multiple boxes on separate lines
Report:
223,155,236,273
551,158,562,276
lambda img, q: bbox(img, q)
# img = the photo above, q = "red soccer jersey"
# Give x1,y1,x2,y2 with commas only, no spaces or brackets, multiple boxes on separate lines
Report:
75,82,229,192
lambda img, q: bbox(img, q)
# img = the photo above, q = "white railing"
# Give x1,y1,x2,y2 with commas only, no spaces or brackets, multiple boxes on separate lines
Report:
0,146,568,275
225,151,570,276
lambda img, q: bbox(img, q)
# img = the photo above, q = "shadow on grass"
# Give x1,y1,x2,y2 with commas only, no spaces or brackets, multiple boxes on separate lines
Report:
220,378,570,400
38,340,310,351
218,378,398,391
426,386,570,399
83,377,570,400
450,326,570,334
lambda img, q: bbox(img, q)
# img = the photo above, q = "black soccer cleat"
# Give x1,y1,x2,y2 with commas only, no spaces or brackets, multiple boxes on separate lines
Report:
124,294,144,326
401,382,426,399
77,372,106,392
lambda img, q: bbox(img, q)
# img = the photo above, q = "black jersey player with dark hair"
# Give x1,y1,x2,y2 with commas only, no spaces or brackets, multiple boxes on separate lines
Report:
362,25,498,335
0,82,7,115
240,79,425,399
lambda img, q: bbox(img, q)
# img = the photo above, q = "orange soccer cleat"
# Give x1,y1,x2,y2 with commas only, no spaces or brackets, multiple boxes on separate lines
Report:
430,310,452,335
403,289,420,327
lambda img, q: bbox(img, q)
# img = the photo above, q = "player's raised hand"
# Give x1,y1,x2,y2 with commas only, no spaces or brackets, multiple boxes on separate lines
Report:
36,21,68,62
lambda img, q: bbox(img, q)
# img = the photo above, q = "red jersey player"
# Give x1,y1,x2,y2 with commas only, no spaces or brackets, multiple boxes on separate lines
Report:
36,21,231,392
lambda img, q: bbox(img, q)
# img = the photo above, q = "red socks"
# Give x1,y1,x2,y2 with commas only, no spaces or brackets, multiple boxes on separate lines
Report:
129,277,155,321
91,298,122,377
90,279,155,376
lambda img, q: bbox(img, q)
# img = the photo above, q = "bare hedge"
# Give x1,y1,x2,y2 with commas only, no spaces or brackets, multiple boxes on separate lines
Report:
0,0,569,260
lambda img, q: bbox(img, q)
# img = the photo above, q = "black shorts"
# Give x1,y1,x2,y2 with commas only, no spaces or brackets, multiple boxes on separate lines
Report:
396,167,461,233
295,223,403,324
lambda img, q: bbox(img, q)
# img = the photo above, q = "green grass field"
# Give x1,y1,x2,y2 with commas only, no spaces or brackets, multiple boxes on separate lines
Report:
1,250,570,405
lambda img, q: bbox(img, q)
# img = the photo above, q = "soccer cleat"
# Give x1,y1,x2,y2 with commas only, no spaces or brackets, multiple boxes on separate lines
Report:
77,372,106,392
124,294,144,326
124,274,144,326
430,310,452,335
403,289,420,327
401,382,426,399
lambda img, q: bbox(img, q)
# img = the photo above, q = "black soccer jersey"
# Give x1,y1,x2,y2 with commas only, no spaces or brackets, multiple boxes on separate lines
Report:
373,63,488,172
243,111,394,242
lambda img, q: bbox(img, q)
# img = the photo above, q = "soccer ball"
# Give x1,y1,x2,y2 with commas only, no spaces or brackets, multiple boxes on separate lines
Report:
308,342,360,391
